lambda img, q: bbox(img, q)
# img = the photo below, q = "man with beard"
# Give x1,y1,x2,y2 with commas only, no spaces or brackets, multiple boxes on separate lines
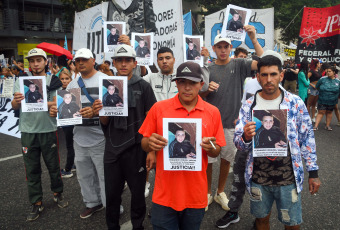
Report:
11,48,67,221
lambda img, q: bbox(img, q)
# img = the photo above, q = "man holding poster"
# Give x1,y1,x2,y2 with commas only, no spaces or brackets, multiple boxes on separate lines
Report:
200,25,263,213
233,52,320,229
139,62,226,230
11,48,67,221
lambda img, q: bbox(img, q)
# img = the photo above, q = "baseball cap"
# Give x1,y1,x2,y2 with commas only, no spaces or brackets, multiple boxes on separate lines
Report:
74,48,94,59
112,44,136,59
172,62,202,82
26,48,47,59
214,34,231,46
260,50,284,65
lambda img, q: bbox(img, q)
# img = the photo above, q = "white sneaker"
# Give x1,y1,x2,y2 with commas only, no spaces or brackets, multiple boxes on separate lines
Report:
120,205,124,214
312,117,316,123
123,182,128,190
205,194,213,211
145,182,150,198
214,192,230,211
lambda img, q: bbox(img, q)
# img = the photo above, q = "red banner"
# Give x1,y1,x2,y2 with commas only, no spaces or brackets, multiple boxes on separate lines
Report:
296,4,340,64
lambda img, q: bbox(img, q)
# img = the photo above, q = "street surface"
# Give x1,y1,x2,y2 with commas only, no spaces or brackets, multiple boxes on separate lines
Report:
0,109,339,230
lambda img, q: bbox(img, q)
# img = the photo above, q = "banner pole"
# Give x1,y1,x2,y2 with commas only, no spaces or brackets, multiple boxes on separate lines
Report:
282,6,305,32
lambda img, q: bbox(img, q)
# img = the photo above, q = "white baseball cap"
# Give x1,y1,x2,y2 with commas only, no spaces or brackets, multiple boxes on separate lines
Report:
260,50,284,65
26,48,47,59
112,44,136,59
74,48,94,59
214,34,231,46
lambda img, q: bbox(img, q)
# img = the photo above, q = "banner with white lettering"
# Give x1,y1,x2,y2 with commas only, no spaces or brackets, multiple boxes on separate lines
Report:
205,8,274,58
74,1,183,69
295,4,340,64
0,98,20,138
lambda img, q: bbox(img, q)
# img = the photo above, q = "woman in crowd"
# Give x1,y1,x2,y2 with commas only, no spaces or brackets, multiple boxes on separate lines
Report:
313,66,340,131
298,59,310,105
307,59,322,122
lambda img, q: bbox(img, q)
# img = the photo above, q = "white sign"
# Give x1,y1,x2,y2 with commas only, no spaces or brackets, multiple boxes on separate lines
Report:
99,76,128,116
221,4,251,42
103,21,126,53
0,79,14,98
205,7,274,58
20,76,48,113
132,32,154,66
0,98,20,138
183,35,203,67
163,118,202,171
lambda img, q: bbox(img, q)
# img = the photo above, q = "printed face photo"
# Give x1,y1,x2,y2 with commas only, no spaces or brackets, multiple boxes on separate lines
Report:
57,88,82,120
102,79,124,107
24,79,43,104
253,110,288,149
134,35,151,58
227,8,247,32
186,37,201,61
168,122,197,159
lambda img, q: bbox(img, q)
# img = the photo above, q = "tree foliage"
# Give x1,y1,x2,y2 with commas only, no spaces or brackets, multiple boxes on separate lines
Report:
187,0,339,44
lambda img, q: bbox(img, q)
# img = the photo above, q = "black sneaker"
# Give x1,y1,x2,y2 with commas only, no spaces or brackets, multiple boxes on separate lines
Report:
215,211,240,228
54,193,69,208
80,204,104,219
26,203,44,221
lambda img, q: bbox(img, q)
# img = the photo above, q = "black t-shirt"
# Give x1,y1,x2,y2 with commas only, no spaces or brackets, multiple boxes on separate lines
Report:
58,102,80,119
187,49,200,60
284,66,297,81
103,93,123,107
103,76,156,163
170,140,196,158
309,70,322,82
108,34,119,45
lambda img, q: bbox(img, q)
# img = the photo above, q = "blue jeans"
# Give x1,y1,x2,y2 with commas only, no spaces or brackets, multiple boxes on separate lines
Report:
151,203,205,230
250,182,302,226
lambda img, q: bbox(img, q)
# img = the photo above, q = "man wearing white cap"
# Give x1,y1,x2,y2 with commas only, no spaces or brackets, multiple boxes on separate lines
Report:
50,48,107,219
200,25,264,214
11,48,67,221
93,44,156,230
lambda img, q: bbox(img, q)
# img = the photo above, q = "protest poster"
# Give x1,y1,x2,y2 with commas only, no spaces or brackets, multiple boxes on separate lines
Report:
183,35,203,67
0,78,15,98
19,76,47,113
221,4,251,42
73,0,183,69
284,48,296,57
205,7,274,58
57,88,82,126
103,21,126,53
163,118,202,171
252,109,288,158
99,76,128,116
131,32,154,66
295,4,340,64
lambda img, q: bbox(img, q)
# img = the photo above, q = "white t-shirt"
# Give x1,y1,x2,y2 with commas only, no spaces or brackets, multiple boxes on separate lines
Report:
241,78,262,104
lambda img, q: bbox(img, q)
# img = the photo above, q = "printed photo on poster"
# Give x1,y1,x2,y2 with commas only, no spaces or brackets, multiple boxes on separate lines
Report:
252,109,288,158
19,76,48,112
103,21,126,53
99,76,128,116
0,78,14,98
163,118,202,171
221,4,251,42
183,35,203,67
131,32,154,66
57,88,82,126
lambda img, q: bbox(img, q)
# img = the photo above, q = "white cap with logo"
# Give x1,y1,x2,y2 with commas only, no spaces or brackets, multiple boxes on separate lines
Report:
74,48,94,59
214,34,232,46
260,50,284,65
112,44,136,59
26,48,47,59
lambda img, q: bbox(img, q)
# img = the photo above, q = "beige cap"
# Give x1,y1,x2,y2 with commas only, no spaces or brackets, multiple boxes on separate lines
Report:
26,48,47,59
214,34,231,46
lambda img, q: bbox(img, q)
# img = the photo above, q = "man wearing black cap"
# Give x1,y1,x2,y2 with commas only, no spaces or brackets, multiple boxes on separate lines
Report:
93,44,156,230
139,61,226,230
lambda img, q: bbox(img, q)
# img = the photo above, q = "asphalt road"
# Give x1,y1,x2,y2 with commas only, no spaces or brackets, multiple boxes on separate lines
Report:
0,112,339,230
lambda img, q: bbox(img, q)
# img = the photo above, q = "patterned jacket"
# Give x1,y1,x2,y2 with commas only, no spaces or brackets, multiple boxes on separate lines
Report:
234,89,319,194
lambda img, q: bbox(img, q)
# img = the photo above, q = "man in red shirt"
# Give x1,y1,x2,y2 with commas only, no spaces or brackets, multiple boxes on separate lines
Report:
139,62,226,230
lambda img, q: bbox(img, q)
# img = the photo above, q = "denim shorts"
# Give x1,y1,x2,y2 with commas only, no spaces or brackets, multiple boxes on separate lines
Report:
309,85,319,96
250,182,302,226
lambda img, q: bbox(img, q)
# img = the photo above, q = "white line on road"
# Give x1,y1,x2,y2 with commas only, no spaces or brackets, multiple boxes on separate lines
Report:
0,154,22,162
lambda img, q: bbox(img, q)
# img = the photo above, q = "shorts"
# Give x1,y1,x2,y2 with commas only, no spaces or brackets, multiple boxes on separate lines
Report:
208,128,236,163
250,182,302,226
309,85,319,96
317,103,335,111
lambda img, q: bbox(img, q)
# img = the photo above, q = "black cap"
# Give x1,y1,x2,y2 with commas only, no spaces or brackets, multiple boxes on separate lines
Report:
172,62,202,82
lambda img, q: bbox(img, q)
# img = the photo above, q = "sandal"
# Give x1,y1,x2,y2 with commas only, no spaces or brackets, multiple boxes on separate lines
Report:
324,126,332,131
313,127,318,131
